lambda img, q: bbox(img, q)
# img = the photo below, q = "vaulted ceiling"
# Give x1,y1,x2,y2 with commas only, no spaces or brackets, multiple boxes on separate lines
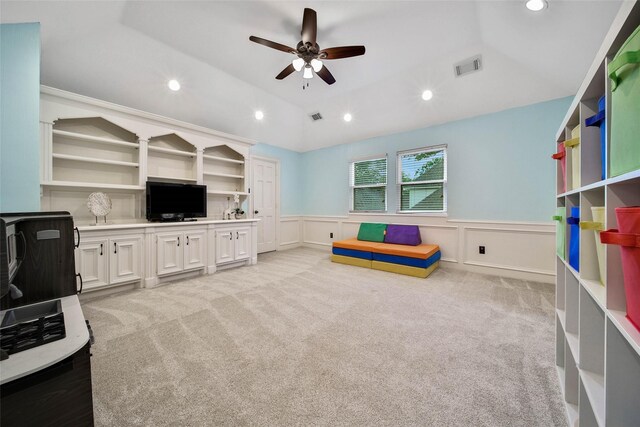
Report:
1,1,622,152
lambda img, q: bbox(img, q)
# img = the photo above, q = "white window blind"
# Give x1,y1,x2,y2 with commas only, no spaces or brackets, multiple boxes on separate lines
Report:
349,156,387,212
397,146,447,213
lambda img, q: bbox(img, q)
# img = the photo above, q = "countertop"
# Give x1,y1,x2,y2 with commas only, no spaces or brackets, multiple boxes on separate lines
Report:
0,295,90,385
77,218,259,232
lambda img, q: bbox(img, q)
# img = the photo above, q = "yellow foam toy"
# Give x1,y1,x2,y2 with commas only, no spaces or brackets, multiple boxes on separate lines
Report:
371,260,439,278
331,254,372,269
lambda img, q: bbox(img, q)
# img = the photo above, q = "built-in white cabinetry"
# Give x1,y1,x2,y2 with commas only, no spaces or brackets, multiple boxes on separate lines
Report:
76,219,258,293
156,229,206,276
40,86,255,224
554,3,640,426
75,234,143,291
215,226,250,265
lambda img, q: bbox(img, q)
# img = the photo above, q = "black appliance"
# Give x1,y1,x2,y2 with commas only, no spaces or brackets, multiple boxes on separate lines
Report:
0,212,79,310
146,181,207,221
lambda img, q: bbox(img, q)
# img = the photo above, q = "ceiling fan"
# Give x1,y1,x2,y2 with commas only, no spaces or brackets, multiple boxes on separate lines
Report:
249,8,365,86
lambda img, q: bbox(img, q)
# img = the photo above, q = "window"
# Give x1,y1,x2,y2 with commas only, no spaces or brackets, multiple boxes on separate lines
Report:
350,156,387,212
397,146,447,213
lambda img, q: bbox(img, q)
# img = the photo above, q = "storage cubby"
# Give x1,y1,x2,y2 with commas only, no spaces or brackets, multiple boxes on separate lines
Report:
579,381,600,427
579,286,605,425
554,3,640,425
565,342,580,424
580,189,606,301
557,258,566,311
563,107,581,192
605,319,640,426
579,100,605,187
605,177,640,313
147,134,197,182
566,193,580,274
566,271,580,360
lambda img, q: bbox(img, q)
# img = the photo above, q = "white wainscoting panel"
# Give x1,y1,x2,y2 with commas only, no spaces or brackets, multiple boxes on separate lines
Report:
462,226,555,276
279,216,302,249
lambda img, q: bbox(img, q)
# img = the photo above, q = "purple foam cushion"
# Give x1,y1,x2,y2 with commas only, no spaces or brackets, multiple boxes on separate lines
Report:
384,224,422,246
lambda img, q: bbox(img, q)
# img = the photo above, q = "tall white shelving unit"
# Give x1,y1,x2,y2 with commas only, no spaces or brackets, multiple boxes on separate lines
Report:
554,2,640,426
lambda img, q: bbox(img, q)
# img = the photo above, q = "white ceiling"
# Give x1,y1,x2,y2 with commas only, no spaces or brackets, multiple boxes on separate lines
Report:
1,0,622,152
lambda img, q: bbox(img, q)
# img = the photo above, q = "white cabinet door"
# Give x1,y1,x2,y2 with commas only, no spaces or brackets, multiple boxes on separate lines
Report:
76,238,109,291
110,236,142,285
184,229,206,270
216,230,235,264
234,227,251,261
157,232,184,276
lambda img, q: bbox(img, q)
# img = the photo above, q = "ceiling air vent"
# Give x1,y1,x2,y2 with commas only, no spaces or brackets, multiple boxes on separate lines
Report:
309,112,323,121
454,55,482,77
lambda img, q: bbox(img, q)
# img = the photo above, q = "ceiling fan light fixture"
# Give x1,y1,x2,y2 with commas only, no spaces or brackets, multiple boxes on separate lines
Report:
292,57,305,72
303,66,314,79
525,0,547,12
310,58,323,72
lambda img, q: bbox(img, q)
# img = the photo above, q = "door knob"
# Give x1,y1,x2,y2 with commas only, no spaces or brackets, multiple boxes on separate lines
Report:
254,210,259,214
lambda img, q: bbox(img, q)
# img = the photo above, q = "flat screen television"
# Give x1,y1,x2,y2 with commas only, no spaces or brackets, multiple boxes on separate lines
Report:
146,181,207,221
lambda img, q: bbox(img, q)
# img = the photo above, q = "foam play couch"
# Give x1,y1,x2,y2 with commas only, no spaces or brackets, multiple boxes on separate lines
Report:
331,223,441,278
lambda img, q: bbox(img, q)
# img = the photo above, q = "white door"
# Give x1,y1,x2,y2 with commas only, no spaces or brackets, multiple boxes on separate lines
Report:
234,227,250,261
252,157,277,253
110,236,142,285
157,232,184,276
76,238,109,290
215,230,235,264
184,229,206,270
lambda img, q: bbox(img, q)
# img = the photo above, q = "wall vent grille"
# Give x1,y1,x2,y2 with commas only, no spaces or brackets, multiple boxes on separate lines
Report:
310,112,323,121
454,55,482,77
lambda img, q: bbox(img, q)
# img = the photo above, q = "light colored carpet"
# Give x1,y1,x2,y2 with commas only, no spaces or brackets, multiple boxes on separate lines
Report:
82,247,566,426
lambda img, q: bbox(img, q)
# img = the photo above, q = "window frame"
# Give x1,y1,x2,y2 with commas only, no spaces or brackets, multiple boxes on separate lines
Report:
396,145,448,214
349,155,388,213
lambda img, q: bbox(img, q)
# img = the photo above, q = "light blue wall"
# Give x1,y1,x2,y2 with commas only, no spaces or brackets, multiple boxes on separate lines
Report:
300,97,573,221
0,23,41,212
251,143,303,215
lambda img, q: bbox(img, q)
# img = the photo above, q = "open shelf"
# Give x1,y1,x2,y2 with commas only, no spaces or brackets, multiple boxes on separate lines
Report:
41,181,144,191
52,129,139,149
147,145,195,158
147,175,197,183
207,190,249,196
203,171,244,179
607,310,640,356
202,154,244,164
52,153,139,168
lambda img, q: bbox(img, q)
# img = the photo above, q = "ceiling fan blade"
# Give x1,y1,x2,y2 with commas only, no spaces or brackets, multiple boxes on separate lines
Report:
249,36,295,54
320,46,366,60
316,65,336,85
301,8,317,46
275,64,296,80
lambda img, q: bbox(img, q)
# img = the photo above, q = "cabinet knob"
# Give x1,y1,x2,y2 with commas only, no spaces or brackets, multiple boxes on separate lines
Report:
177,236,180,247
186,236,189,245
100,243,103,256
114,242,117,254
254,210,259,214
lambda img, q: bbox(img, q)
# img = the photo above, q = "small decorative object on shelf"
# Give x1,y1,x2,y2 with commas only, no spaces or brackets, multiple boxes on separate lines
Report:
87,192,112,225
232,193,245,219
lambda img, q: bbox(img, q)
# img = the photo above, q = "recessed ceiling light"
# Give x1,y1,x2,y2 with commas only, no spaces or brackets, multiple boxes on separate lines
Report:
343,113,352,122
167,79,181,91
255,110,264,120
422,90,433,101
525,0,547,12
